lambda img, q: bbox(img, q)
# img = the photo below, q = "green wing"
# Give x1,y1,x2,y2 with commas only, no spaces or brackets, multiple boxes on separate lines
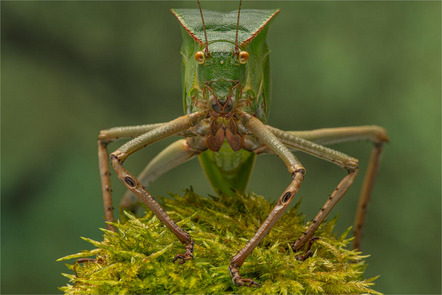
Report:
199,142,256,196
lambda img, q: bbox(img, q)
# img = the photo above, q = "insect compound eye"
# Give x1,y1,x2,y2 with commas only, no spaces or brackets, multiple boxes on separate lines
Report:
239,51,249,64
195,51,205,64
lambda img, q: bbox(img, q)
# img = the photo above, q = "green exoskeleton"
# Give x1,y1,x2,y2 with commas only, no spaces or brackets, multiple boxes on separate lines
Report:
98,1,388,287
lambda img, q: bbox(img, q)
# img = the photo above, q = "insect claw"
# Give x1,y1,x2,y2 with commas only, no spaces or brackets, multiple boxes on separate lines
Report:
294,236,319,261
245,279,260,287
296,250,314,261
172,254,184,264
172,253,193,264
172,241,194,264
229,264,260,287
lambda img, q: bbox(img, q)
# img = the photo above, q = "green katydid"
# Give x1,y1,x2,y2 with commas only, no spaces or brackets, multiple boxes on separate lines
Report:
98,0,388,287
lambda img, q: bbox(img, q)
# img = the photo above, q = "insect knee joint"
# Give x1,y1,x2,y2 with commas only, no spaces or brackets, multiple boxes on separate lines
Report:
295,168,306,175
346,159,359,173
291,168,305,182
98,130,115,143
111,151,128,163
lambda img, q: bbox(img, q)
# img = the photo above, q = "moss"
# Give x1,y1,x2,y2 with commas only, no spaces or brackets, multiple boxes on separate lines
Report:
58,189,380,294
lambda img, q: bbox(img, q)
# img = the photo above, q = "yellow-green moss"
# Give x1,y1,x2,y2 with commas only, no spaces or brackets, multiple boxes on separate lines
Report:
58,189,380,294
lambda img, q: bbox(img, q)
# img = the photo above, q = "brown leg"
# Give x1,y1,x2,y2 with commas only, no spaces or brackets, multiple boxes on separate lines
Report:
119,139,203,215
98,141,115,232
98,123,167,232
295,236,319,261
112,157,193,262
291,169,358,253
268,125,388,250
243,125,362,260
353,143,384,250
110,111,206,262
229,111,306,286
229,173,304,286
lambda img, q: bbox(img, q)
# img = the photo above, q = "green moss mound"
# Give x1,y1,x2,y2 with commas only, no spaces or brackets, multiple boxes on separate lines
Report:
59,189,380,294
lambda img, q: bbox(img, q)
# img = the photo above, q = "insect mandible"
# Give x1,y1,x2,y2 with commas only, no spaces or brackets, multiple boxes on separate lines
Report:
97,0,389,287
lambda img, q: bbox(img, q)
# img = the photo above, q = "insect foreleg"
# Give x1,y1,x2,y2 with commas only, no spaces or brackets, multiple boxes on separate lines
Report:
267,125,388,250
229,111,305,286
98,122,168,232
110,111,207,263
119,138,205,215
244,124,362,260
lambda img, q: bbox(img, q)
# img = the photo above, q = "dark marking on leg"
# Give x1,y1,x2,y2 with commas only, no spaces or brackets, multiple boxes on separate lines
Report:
282,191,292,203
124,176,136,188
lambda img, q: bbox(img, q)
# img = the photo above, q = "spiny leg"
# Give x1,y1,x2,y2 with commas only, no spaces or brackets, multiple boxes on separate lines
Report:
119,138,204,216
112,158,194,263
250,126,359,259
292,169,358,256
229,177,303,287
228,111,306,287
98,123,167,232
268,125,388,250
353,142,385,250
110,111,207,263
98,141,116,232
281,125,388,146
295,236,319,261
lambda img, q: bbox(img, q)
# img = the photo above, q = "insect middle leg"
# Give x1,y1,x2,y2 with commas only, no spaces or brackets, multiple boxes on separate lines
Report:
239,119,360,269
98,122,167,231
268,125,388,250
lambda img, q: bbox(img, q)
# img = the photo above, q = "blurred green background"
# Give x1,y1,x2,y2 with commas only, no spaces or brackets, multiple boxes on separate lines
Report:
2,1,440,293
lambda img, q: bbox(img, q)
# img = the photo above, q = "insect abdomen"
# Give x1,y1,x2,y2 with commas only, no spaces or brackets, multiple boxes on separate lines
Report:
199,142,256,196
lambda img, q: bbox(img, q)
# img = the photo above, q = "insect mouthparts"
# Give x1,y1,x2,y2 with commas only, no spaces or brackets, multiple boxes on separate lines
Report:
211,97,233,114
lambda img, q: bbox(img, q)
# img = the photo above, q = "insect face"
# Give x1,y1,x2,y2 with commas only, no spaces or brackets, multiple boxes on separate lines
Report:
196,42,247,116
